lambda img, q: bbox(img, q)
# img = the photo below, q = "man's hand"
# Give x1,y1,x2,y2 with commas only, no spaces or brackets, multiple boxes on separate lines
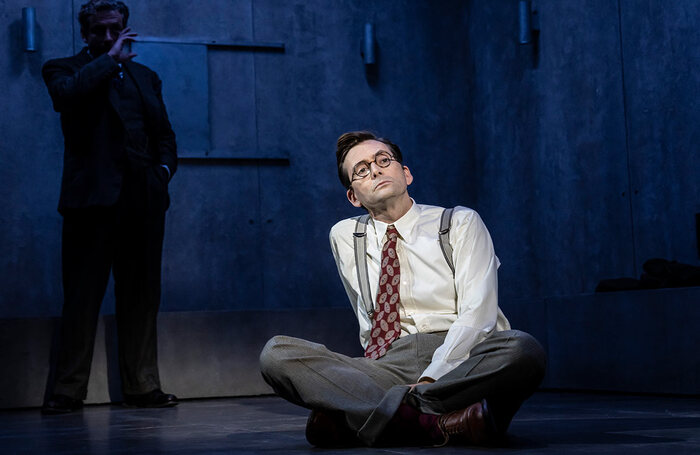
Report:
408,378,435,391
107,27,138,63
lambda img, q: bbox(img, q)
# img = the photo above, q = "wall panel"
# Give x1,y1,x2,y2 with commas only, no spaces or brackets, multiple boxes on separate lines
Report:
253,0,473,309
0,0,474,315
161,164,263,311
620,0,700,266
468,0,636,300
0,0,74,318
3,0,694,317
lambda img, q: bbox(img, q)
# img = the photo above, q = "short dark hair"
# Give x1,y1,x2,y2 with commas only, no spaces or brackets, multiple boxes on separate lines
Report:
336,131,403,188
78,0,129,34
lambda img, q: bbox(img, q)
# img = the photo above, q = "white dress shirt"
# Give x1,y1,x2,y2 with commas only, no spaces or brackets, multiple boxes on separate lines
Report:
329,201,510,381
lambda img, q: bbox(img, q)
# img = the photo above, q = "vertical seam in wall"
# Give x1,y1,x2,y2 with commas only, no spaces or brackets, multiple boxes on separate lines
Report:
71,1,76,54
616,0,638,275
251,0,260,154
465,3,477,208
251,0,265,306
206,49,212,156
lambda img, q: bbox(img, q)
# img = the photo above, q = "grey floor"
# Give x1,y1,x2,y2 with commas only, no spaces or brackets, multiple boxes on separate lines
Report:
1,391,699,454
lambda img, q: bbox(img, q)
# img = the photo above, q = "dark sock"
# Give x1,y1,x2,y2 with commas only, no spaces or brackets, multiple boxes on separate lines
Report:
380,403,442,446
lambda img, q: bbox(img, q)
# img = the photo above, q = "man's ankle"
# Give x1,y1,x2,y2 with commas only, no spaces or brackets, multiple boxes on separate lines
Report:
380,403,440,446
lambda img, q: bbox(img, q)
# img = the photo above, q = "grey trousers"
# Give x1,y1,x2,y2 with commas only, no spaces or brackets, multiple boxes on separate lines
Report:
259,329,545,446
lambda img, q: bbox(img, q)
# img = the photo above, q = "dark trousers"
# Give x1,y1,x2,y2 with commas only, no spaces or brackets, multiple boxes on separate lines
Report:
52,164,169,399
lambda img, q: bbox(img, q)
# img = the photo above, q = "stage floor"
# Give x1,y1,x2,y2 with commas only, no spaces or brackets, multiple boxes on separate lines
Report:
2,391,699,454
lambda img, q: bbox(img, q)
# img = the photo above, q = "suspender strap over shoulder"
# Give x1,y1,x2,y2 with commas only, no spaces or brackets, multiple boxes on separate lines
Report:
354,214,374,318
439,207,455,274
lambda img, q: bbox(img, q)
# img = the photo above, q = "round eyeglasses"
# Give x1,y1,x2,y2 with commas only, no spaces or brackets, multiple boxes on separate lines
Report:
350,151,396,182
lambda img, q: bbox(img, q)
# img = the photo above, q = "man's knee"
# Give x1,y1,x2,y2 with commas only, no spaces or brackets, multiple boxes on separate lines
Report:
499,330,547,384
259,335,294,376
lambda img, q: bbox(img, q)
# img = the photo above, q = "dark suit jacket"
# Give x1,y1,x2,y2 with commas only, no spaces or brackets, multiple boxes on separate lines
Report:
43,47,177,212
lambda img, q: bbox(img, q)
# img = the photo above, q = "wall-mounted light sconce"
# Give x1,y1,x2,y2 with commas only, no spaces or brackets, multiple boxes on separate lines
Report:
360,23,376,65
518,0,539,45
22,7,37,52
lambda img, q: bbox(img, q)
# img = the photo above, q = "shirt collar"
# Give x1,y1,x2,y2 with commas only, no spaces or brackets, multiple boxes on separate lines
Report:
370,199,420,244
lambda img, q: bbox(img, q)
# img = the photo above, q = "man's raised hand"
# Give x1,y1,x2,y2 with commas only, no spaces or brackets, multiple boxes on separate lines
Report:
108,27,138,63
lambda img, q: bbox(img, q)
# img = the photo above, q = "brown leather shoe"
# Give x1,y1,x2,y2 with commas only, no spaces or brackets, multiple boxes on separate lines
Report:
437,399,496,446
305,409,359,447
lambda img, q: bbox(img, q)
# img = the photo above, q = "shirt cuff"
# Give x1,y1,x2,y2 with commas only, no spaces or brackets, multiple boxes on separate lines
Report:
420,359,458,382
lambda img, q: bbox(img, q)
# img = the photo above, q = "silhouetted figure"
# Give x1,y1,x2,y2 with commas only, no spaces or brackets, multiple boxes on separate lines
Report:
41,0,178,414
260,131,546,447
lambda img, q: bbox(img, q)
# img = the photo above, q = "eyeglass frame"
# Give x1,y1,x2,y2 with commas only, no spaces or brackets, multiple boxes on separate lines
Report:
349,151,398,184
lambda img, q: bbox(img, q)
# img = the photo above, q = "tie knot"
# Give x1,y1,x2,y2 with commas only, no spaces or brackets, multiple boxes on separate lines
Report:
386,224,398,241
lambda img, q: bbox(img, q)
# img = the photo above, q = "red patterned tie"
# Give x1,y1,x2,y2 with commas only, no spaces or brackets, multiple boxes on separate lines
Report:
365,225,402,359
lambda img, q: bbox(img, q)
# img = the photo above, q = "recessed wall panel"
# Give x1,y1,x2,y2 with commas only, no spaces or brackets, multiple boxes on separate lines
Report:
132,42,210,155
620,0,700,265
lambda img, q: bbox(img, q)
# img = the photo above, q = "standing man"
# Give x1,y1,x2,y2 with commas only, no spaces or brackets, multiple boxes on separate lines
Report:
260,131,546,447
41,0,178,414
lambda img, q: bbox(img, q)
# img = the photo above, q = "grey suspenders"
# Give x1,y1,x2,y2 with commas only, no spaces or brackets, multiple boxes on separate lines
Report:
353,214,374,318
439,207,455,274
353,208,455,319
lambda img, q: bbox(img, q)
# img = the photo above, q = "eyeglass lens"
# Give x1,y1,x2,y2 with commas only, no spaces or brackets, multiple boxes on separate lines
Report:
353,151,393,178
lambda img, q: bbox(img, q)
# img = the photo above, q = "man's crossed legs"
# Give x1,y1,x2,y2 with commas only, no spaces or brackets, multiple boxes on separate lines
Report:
260,330,546,447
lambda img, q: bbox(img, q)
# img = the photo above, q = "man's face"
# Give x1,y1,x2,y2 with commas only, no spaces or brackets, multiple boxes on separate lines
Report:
81,10,124,56
344,140,413,209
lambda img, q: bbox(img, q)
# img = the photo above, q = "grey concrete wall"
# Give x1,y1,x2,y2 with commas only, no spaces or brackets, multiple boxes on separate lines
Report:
619,0,700,267
0,0,698,405
1,0,71,318
2,1,697,313
543,287,700,394
0,308,363,409
0,0,474,318
499,286,700,394
3,287,699,409
466,0,699,302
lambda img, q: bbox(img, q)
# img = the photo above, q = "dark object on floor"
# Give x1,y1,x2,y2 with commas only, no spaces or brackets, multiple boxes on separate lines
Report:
41,394,83,415
596,258,700,292
122,389,179,408
595,277,643,292
305,408,359,447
